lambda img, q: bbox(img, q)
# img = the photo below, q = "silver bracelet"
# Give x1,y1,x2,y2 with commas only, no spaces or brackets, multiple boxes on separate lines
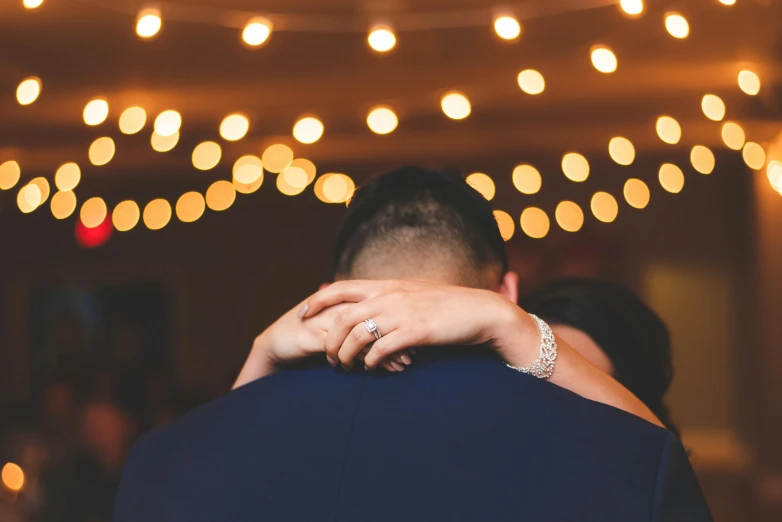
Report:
503,314,557,379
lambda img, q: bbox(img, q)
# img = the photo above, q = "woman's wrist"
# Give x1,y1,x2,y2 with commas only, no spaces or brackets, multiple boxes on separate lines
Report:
488,297,541,368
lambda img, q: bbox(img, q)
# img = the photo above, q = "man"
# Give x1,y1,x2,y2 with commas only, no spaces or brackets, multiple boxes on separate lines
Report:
115,167,712,521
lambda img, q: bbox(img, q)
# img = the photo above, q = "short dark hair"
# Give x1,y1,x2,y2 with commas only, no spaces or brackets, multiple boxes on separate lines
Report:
332,166,508,283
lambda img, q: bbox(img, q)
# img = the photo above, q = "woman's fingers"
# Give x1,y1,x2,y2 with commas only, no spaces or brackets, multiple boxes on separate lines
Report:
323,297,393,361
299,280,399,319
335,315,396,370
363,330,416,370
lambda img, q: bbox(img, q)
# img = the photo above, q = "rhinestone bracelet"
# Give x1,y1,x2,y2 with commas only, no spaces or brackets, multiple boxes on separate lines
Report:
503,313,558,379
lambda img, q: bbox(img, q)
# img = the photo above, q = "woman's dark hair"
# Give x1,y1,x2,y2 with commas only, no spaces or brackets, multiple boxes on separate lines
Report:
519,278,679,435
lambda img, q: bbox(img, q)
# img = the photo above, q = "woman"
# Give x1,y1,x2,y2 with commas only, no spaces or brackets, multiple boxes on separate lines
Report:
235,278,666,429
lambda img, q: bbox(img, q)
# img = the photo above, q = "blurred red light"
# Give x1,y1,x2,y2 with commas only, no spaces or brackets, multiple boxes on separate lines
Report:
75,212,112,248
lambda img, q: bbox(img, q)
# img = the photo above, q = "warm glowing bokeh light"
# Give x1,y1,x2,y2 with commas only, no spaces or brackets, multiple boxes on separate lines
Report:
176,192,206,223
119,107,147,134
206,180,236,211
738,70,761,96
232,155,263,184
590,46,617,73
466,172,496,200
81,197,108,228
23,0,45,8
555,201,584,232
368,26,396,52
261,144,294,173
690,145,715,175
659,163,685,194
154,110,182,137
768,164,782,194
291,158,317,185
512,164,542,195
233,176,263,195
591,192,619,223
624,178,650,209
136,9,162,38
143,199,172,230
30,177,50,205
220,113,250,141
83,98,109,126
718,0,736,5
1,463,24,492
608,137,635,166
191,141,222,170
520,207,550,239
517,69,545,95
0,161,21,190
562,152,590,182
441,92,471,120
742,142,766,170
242,17,272,47
151,130,179,152
493,16,521,40
89,137,116,166
493,210,515,241
293,117,324,144
51,190,77,220
112,201,140,231
17,184,41,213
701,94,726,122
55,162,81,191
277,167,308,196
322,174,355,203
665,12,689,39
16,77,41,105
656,115,681,144
721,121,745,150
619,0,644,15
367,106,399,134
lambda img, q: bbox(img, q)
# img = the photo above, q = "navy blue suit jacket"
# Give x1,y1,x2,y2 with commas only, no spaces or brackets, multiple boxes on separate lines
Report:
115,350,712,521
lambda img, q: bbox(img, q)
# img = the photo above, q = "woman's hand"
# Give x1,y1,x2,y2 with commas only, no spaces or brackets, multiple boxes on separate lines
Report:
298,279,539,370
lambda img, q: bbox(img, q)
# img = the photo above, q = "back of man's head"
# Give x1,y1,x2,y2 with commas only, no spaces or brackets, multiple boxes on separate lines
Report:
332,166,508,289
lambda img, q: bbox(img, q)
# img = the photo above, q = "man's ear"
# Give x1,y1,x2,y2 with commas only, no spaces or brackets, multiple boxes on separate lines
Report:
497,271,519,303
319,282,331,291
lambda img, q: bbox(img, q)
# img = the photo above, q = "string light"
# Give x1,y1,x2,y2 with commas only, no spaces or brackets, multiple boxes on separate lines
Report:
590,46,617,73
232,155,263,184
277,167,307,196
143,199,172,230
1,463,24,492
206,180,236,211
154,110,181,137
721,121,745,150
493,210,515,240
291,158,317,185
768,163,782,194
742,142,766,170
261,144,293,173
701,94,726,121
219,113,250,141
151,130,179,152
718,0,736,5
314,174,333,203
368,26,396,52
17,184,41,213
136,9,162,39
562,152,590,182
738,70,760,95
608,137,635,166
51,190,77,220
81,197,108,228
322,174,355,203
367,106,398,134
656,115,681,144
55,162,81,191
517,69,545,95
441,92,471,120
0,161,21,190
665,12,689,39
16,77,41,105
89,137,116,166
465,172,496,200
659,163,685,194
30,177,50,205
493,16,521,41
23,0,44,8
176,192,206,223
624,178,650,209
233,175,263,194
112,201,141,231
591,192,619,223
292,117,324,144
555,201,584,232
242,17,272,47
191,141,222,170
83,98,109,126
520,207,550,239
119,107,147,134
690,145,715,174
512,164,542,195
619,0,644,16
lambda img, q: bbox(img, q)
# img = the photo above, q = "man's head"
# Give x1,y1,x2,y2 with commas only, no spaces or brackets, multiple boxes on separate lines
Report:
332,166,517,295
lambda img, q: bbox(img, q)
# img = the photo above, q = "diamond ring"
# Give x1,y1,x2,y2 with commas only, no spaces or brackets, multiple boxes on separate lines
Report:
364,318,381,340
